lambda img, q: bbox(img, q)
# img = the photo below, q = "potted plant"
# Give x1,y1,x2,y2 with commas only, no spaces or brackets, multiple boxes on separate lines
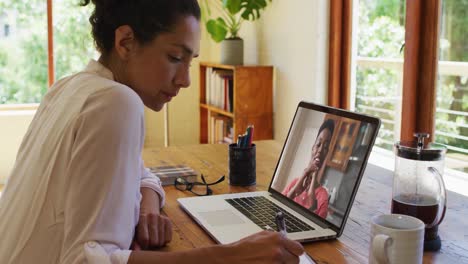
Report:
201,0,272,65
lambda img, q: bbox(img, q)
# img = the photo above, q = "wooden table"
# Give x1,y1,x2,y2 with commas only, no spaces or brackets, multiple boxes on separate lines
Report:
143,140,468,263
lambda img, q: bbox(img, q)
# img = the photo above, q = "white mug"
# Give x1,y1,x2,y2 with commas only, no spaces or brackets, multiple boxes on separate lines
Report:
369,214,425,264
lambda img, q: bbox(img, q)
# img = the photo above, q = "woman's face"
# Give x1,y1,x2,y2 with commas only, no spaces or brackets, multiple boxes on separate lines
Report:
123,15,201,111
311,128,332,169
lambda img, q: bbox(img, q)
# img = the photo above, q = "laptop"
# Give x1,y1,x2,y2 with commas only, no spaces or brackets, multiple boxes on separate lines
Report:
178,101,381,244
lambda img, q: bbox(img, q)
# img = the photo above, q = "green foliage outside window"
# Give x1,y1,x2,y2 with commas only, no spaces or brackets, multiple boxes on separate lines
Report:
435,0,468,153
356,0,468,157
356,0,405,150
0,0,94,104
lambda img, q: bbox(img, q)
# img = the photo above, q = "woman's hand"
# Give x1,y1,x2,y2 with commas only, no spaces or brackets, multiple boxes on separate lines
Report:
301,158,320,191
129,230,304,263
132,188,173,250
132,212,172,250
224,231,304,264
305,157,321,175
304,158,321,201
287,158,321,199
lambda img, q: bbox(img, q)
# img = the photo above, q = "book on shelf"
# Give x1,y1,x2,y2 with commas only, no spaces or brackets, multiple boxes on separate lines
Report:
149,165,197,186
223,136,233,144
208,114,233,144
205,67,211,105
205,67,233,112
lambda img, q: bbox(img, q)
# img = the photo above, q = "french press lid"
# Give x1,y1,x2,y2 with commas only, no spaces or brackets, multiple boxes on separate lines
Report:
394,133,447,161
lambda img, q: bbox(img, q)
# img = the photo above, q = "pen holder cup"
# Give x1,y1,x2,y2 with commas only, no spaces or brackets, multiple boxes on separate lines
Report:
228,143,256,186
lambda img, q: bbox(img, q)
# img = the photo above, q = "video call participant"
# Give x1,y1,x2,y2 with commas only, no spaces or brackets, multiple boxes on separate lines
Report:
282,119,335,218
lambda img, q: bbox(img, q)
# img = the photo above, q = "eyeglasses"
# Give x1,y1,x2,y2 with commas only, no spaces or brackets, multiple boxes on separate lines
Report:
174,174,225,196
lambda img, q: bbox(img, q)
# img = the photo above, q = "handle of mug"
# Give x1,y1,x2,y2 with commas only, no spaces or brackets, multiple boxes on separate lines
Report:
428,167,447,227
372,234,392,264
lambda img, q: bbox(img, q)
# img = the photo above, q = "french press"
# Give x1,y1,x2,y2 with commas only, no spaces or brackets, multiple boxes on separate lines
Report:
392,133,447,251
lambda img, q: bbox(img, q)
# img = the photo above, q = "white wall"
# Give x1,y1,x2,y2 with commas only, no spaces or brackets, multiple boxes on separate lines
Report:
0,110,35,182
244,0,330,141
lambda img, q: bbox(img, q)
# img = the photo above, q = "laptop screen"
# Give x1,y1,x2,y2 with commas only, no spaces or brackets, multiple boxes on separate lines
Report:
270,102,379,229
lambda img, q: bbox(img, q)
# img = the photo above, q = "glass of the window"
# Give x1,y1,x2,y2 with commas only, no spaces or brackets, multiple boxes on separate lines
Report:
351,0,406,151
0,2,47,104
435,0,468,175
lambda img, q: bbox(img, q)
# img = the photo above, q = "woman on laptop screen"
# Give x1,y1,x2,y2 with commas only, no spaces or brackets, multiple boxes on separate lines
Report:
282,119,335,218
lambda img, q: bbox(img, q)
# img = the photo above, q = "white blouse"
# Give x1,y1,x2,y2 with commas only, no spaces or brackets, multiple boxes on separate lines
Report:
0,60,165,264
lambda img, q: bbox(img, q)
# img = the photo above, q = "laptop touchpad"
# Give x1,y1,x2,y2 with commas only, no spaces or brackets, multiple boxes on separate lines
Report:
199,210,245,226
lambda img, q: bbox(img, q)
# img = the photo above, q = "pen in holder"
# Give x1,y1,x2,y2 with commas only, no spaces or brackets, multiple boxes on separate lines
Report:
228,143,256,186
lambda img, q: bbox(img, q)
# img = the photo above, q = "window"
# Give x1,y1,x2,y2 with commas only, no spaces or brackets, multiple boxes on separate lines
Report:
352,0,406,150
0,0,94,105
436,0,468,173
329,0,468,175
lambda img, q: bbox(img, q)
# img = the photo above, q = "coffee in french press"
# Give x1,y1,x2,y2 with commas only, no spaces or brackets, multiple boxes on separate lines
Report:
392,133,447,251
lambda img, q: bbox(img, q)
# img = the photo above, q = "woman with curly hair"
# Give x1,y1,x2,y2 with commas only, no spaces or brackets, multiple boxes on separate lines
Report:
0,1,303,263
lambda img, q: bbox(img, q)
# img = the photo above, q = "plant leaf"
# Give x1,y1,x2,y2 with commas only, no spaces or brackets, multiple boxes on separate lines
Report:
223,0,242,15
240,0,271,21
206,18,228,43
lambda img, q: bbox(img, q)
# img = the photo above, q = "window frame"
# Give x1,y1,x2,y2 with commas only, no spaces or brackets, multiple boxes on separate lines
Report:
47,0,54,87
400,0,441,142
328,0,353,110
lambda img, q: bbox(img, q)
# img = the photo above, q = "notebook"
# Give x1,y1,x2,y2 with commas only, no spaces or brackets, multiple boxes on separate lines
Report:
149,165,197,186
178,101,380,246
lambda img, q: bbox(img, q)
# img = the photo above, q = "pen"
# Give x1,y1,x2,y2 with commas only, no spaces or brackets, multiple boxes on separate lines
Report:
275,211,287,237
248,125,254,147
276,212,316,263
243,132,248,147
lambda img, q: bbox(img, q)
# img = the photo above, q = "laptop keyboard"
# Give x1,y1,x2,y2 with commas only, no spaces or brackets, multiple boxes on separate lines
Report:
225,196,315,233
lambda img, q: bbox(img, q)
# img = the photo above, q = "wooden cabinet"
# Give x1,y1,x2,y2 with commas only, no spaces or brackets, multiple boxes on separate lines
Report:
199,62,273,144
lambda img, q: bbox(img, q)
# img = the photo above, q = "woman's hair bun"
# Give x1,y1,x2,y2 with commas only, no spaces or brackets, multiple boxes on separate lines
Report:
79,0,92,6
80,0,107,7
79,0,200,53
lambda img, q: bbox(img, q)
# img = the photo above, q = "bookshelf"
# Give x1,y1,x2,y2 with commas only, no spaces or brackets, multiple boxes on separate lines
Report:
199,62,273,144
